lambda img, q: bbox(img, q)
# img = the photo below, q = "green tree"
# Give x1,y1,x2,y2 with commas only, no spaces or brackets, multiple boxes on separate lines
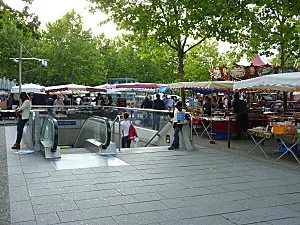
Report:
88,0,248,100
244,0,299,70
35,10,105,86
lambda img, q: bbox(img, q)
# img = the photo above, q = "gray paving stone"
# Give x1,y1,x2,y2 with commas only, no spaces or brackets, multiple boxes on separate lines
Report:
243,184,300,197
33,201,78,214
47,178,100,188
62,189,121,201
113,211,167,225
161,191,252,208
64,184,99,193
158,187,212,199
28,187,67,197
24,172,50,179
132,192,166,202
27,182,49,190
232,193,300,210
35,212,60,225
122,201,169,213
158,215,236,225
61,217,118,225
9,185,30,202
8,165,23,175
222,206,300,225
57,205,128,222
8,174,26,187
10,200,35,223
75,195,138,209
267,217,300,225
96,180,148,190
160,201,249,220
116,184,171,195
31,194,64,205
11,221,37,225
286,203,300,213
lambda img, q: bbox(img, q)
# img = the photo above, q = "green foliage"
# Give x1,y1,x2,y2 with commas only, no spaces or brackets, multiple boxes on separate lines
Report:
242,0,299,68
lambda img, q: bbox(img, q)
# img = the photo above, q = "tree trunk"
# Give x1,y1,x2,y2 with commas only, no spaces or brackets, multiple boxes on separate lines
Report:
280,38,287,110
178,49,185,104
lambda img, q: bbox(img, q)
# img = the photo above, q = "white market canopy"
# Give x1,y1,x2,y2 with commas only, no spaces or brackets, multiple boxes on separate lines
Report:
168,81,235,90
233,72,300,92
45,84,106,93
11,83,46,94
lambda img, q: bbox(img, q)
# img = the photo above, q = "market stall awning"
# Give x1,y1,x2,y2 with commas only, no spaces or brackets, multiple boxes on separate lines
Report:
45,84,106,93
233,72,300,92
11,83,46,94
168,81,235,90
113,83,167,89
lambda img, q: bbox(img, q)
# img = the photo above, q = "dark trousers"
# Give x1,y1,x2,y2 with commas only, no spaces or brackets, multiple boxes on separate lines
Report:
122,136,131,148
16,118,28,145
236,113,248,138
171,124,182,148
152,112,161,131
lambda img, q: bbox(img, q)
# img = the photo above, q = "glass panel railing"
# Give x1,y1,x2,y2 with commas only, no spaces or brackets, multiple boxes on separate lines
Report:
40,117,58,152
74,116,111,148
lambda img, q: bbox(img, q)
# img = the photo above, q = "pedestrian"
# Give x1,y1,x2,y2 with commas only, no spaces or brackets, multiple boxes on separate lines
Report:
232,92,248,140
120,112,131,148
12,92,31,149
6,93,14,110
152,94,165,130
168,101,185,150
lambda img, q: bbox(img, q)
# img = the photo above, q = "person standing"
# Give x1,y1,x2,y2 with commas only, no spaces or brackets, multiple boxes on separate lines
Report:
12,92,31,149
232,92,248,140
152,94,165,130
120,112,131,148
168,101,185,150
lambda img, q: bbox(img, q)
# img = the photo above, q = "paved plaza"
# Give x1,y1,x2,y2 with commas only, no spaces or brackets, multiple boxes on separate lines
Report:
1,125,300,225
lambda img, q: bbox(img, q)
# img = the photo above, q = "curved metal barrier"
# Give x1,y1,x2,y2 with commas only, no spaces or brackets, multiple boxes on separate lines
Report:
74,116,115,155
40,117,61,158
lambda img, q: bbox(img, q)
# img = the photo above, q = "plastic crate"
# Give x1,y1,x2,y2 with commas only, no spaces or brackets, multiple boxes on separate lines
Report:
278,143,297,153
209,132,227,140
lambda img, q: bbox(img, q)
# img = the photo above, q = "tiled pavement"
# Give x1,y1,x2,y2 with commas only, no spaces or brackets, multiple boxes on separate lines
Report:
2,126,300,225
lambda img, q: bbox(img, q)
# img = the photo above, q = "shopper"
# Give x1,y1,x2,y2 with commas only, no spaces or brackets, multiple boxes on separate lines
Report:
120,112,132,148
152,94,165,130
12,92,31,149
232,92,248,140
168,101,185,150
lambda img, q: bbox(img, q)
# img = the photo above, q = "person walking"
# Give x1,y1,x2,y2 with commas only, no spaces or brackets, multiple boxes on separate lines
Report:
12,92,31,149
168,101,185,150
120,112,132,148
232,92,248,140
152,94,165,130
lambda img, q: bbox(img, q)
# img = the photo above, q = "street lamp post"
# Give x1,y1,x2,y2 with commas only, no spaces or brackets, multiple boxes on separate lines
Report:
10,43,49,105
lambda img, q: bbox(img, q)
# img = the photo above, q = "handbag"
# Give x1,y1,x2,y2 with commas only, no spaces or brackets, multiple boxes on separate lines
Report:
128,122,138,140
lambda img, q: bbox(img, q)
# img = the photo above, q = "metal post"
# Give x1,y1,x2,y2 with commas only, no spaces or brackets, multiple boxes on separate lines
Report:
18,44,22,106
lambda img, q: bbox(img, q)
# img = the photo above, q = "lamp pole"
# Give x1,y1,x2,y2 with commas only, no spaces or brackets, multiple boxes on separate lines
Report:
18,44,22,104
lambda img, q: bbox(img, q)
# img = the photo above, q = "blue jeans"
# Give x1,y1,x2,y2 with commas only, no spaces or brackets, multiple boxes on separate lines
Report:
16,118,28,145
171,124,182,148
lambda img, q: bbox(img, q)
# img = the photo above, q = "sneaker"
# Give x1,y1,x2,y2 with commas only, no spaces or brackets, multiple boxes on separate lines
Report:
168,147,179,150
12,144,20,149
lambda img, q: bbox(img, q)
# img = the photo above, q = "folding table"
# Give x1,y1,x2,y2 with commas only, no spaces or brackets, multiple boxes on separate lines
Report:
274,134,300,164
247,129,272,159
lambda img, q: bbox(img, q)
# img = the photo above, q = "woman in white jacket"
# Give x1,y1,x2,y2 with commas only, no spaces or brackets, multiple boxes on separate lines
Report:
168,101,185,150
12,92,31,149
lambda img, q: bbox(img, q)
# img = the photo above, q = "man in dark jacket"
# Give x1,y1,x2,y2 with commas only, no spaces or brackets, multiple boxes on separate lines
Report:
141,96,153,126
152,94,165,130
232,92,248,139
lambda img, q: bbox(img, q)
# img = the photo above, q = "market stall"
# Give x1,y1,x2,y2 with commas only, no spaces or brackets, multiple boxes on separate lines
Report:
168,81,238,141
234,72,300,163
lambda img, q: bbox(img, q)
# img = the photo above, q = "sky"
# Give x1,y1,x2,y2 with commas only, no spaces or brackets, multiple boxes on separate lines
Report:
4,0,231,53
3,0,121,38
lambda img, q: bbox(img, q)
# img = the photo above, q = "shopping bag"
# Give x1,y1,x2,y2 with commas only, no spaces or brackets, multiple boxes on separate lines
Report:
128,122,138,140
